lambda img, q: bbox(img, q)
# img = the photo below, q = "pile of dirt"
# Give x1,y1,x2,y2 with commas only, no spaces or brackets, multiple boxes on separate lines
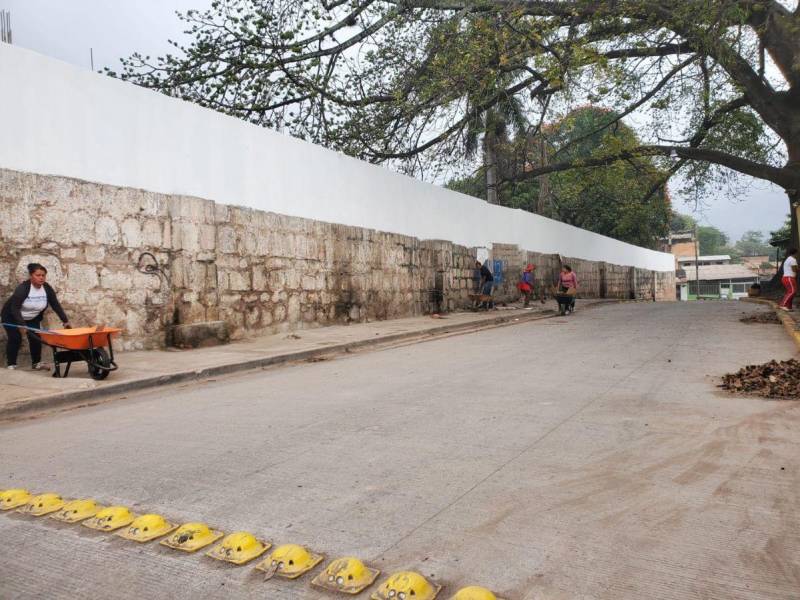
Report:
721,359,800,399
740,312,781,324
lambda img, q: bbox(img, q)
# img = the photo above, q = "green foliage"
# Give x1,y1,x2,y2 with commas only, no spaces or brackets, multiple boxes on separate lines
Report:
670,212,697,232
769,215,792,247
447,106,671,248
734,230,775,259
697,226,729,255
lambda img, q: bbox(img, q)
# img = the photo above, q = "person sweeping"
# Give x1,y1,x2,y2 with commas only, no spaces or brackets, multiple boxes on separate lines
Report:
517,264,535,307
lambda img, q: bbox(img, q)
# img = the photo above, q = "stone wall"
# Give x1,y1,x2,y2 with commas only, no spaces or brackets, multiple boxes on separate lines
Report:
0,169,675,357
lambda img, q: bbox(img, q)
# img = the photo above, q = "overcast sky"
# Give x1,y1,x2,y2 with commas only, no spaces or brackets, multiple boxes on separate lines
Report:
4,0,791,242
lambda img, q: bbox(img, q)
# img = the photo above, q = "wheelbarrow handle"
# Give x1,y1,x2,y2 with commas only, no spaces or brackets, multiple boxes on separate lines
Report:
1,323,64,335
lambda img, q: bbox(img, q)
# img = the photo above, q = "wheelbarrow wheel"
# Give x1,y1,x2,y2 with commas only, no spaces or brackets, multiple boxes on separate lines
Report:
88,348,111,380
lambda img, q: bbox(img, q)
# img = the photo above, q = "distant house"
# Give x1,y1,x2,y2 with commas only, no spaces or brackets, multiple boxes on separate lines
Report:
681,264,759,300
739,254,772,277
677,254,732,268
659,231,698,266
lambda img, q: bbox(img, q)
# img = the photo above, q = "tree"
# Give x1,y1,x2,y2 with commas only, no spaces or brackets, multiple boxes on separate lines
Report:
735,229,775,258
112,0,800,248
670,212,698,233
697,225,730,255
447,106,672,248
769,215,792,247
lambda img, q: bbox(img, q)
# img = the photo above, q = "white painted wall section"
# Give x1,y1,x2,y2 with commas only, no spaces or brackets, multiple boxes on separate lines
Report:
0,44,674,271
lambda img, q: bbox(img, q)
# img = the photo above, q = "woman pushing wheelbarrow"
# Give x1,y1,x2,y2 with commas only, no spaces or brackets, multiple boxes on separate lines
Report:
2,263,71,370
2,262,120,379
554,265,578,315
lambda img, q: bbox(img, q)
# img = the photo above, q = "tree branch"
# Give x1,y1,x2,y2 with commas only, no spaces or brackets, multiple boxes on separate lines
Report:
517,144,795,189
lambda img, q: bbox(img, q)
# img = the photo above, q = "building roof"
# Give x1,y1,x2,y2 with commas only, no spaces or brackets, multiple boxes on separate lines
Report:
683,264,758,281
677,255,731,262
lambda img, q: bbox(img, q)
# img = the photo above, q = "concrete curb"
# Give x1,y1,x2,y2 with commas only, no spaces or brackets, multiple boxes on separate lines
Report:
740,297,800,352
0,307,565,420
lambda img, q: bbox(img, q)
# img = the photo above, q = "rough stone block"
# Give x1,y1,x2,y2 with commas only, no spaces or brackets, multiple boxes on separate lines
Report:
95,216,121,245
121,218,142,248
99,268,133,291
66,264,99,290
172,222,200,252
141,220,162,247
171,320,230,349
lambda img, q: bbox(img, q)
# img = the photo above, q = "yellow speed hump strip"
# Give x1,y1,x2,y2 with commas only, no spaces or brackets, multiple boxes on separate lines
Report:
82,506,136,531
17,493,65,516
311,557,380,594
372,571,442,600
206,531,270,565
51,499,103,523
0,489,32,510
116,514,178,543
255,543,324,580
160,522,223,553
450,586,506,600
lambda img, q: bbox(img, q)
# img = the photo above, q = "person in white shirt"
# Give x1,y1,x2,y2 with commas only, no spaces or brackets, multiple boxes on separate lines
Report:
779,247,798,311
1,263,71,370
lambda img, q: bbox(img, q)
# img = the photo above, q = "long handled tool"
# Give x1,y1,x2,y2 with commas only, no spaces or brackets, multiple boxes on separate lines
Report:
1,323,64,335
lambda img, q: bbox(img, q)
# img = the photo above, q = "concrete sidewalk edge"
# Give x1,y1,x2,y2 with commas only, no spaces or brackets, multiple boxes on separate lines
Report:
740,297,800,352
0,307,565,420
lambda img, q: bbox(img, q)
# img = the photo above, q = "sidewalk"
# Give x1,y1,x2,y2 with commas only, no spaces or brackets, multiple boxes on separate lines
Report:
0,302,578,419
741,297,800,351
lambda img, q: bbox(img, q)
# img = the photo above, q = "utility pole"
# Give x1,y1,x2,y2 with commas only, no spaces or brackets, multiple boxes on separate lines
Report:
90,47,94,71
693,225,700,300
0,10,11,44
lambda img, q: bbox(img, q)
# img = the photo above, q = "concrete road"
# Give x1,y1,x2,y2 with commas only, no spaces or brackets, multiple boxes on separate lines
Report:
1,302,799,599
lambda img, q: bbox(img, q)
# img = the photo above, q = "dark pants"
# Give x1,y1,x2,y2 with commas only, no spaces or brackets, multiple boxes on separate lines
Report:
4,316,43,366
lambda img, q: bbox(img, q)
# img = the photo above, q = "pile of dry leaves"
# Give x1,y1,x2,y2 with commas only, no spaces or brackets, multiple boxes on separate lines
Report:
721,359,800,399
740,312,781,324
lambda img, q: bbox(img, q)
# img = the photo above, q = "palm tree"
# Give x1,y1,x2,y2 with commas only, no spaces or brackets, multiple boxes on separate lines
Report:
464,84,528,205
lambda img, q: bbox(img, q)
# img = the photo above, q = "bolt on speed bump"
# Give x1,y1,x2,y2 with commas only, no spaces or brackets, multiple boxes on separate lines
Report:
82,506,136,531
16,493,65,516
311,557,380,594
371,571,442,600
206,531,270,565
255,543,324,580
116,514,177,543
0,489,32,510
450,586,506,600
51,499,103,523
160,522,223,553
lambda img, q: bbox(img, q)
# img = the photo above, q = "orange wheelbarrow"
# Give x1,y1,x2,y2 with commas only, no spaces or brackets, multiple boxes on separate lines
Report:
36,326,122,380
39,325,122,381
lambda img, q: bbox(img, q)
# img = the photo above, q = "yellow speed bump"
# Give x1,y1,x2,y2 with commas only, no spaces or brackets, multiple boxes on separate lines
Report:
17,493,65,516
160,522,223,553
372,571,442,600
255,543,324,580
206,531,270,565
311,557,380,594
0,489,32,510
82,506,136,531
450,586,506,600
116,514,177,543
51,499,103,523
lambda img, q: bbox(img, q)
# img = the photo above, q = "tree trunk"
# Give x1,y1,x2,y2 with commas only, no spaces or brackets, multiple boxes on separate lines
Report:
484,128,498,205
536,137,550,216
789,189,800,252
